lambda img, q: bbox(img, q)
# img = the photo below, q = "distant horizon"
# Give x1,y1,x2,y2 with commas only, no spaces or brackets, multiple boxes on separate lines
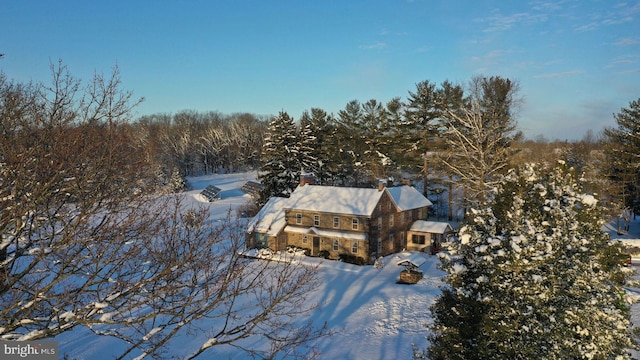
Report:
3,0,639,141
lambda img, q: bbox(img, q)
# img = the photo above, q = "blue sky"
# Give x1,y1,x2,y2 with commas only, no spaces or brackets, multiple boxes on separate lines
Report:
2,0,639,140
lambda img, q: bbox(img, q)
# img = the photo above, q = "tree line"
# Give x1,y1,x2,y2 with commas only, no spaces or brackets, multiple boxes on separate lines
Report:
259,76,521,209
258,80,639,223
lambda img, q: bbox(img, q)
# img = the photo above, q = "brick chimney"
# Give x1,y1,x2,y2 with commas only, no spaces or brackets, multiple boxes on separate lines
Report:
378,179,386,191
300,172,316,186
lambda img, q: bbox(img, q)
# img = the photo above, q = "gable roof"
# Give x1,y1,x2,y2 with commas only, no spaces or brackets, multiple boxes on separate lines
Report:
285,185,386,216
409,220,452,234
386,185,433,211
246,196,290,236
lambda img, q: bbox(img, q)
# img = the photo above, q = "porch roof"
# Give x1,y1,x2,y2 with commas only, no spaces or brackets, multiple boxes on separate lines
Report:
409,220,452,234
284,225,367,241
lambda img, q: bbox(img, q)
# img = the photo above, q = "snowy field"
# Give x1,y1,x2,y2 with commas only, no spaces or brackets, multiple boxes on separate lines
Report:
54,171,640,359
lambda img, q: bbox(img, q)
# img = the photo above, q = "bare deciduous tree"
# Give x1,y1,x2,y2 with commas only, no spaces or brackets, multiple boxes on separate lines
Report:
0,63,328,359
441,76,522,208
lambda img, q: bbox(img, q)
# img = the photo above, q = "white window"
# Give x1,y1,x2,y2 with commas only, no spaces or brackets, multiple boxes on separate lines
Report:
352,218,359,230
303,235,308,244
352,240,358,253
377,217,382,231
314,215,320,226
296,213,302,224
333,238,339,251
333,217,340,228
377,236,382,254
389,214,394,227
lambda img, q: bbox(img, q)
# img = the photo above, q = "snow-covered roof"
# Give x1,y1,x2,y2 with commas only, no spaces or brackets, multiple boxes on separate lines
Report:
246,196,290,236
386,186,433,211
409,220,452,234
285,185,386,216
284,225,367,241
285,184,431,216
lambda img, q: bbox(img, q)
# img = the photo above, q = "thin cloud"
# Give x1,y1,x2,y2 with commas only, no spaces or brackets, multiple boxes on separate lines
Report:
617,68,640,74
480,10,548,32
614,37,640,46
574,2,639,32
533,69,584,78
574,22,599,32
470,49,511,64
606,59,636,68
359,41,387,50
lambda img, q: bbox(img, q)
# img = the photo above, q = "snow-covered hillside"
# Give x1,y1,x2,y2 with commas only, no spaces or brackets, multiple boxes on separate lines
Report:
54,171,640,359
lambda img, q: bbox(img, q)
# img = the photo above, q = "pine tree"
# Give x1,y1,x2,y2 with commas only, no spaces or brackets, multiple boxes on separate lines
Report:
404,80,443,196
336,100,365,186
298,108,334,185
604,98,640,215
429,162,636,359
258,111,300,203
168,166,187,193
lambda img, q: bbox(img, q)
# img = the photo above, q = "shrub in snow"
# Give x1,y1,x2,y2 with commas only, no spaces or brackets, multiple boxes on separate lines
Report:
338,254,367,266
428,162,637,359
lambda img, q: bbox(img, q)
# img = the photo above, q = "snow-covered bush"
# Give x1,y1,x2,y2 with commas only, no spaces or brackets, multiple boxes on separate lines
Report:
428,162,637,359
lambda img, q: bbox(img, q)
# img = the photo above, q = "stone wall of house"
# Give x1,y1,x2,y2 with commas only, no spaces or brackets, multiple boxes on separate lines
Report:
281,188,430,263
286,209,369,233
369,192,430,258
286,232,368,261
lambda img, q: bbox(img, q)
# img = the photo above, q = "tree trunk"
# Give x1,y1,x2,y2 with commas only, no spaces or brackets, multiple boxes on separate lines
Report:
423,152,428,197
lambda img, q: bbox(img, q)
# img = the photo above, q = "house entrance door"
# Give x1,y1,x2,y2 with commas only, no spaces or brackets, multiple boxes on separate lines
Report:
313,237,320,256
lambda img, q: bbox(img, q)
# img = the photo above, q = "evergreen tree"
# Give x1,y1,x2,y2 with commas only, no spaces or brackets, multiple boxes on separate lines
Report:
604,98,640,215
429,162,636,359
258,111,299,203
298,108,334,185
336,100,365,186
360,98,392,180
404,80,443,196
298,111,318,174
168,166,187,193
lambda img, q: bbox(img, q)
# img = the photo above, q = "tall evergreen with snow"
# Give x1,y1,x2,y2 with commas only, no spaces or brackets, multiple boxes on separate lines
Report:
429,162,636,359
258,111,300,203
298,110,323,180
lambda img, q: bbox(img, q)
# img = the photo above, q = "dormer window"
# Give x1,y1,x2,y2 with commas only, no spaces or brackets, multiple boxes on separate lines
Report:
333,217,340,228
352,218,359,230
314,215,320,226
296,213,302,224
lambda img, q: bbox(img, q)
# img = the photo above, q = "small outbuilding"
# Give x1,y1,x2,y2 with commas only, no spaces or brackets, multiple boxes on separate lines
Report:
406,220,453,254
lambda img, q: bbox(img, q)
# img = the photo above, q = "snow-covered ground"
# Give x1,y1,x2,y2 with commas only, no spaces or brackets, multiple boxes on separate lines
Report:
54,171,640,359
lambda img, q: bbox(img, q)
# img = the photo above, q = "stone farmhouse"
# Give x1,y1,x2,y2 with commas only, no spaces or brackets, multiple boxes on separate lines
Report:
246,177,452,263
